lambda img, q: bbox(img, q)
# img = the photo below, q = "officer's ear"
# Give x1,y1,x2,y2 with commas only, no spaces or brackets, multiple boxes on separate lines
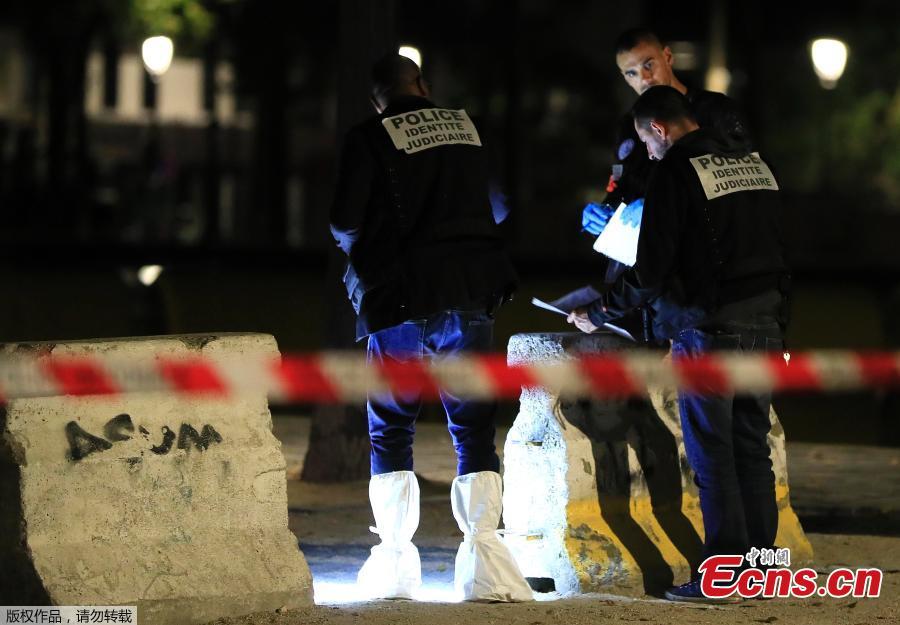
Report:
415,75,430,98
661,45,675,68
649,119,667,140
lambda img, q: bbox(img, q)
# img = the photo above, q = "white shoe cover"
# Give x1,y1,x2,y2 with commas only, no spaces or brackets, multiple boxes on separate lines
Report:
452,471,534,602
357,470,422,599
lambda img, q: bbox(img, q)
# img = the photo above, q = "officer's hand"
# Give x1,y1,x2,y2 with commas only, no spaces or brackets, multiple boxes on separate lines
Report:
581,202,615,235
620,197,644,228
566,308,598,334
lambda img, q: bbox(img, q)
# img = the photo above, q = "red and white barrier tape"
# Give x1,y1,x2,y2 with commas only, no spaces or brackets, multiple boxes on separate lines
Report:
0,351,898,403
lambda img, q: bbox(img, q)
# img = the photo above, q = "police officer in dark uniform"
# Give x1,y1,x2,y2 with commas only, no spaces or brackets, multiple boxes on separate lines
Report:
330,53,530,602
569,86,789,603
582,29,751,343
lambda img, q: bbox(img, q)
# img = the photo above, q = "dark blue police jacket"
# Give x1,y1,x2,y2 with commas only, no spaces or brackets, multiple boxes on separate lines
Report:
330,96,517,340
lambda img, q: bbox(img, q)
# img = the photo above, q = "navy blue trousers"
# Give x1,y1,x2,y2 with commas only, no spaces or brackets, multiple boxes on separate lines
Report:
671,323,782,563
366,309,500,476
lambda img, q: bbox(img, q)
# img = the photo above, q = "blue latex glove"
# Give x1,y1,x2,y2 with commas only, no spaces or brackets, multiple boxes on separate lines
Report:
489,182,510,224
620,197,644,228
581,202,615,235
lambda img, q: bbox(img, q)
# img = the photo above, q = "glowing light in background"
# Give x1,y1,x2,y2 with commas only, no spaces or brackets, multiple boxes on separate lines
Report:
398,45,422,68
142,36,174,78
138,265,163,287
705,66,732,95
810,39,848,89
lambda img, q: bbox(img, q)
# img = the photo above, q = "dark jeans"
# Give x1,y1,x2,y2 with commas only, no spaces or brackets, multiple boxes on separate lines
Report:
366,309,500,476
671,322,782,563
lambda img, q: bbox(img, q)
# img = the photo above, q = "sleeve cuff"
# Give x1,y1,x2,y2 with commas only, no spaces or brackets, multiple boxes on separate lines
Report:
586,295,611,327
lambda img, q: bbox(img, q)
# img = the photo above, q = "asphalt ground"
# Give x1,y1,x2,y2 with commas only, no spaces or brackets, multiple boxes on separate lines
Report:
274,416,900,602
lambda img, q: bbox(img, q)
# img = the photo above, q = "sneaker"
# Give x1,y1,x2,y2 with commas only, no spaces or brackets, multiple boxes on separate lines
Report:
664,579,741,604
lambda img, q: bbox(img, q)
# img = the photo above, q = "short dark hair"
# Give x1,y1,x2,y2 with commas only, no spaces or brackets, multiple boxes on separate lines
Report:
631,85,696,128
614,27,665,55
371,53,421,98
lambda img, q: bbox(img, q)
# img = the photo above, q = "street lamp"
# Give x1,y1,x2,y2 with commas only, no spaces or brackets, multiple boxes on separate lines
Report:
810,38,848,89
142,36,174,79
137,265,163,287
399,45,422,68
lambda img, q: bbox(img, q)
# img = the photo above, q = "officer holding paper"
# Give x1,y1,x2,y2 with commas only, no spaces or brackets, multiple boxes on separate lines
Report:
569,85,789,604
582,30,752,347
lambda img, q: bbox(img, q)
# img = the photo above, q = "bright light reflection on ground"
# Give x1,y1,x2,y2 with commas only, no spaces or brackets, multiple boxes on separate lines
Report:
313,580,459,604
313,580,565,605
304,545,563,606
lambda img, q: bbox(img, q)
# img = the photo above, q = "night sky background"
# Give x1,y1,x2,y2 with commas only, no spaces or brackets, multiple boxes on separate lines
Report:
0,0,897,446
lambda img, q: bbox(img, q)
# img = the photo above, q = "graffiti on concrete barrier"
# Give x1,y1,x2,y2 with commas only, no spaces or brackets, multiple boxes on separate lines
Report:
147,425,176,455
66,421,113,461
66,414,223,461
103,413,135,441
177,423,223,451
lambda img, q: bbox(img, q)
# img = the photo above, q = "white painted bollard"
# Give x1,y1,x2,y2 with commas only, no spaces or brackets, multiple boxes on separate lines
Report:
0,334,312,624
502,332,812,596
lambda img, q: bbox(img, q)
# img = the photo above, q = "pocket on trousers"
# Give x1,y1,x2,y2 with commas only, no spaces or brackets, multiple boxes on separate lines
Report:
371,321,425,362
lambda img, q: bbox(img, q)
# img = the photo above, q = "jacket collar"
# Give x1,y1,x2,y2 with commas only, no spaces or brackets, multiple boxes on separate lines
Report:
382,95,435,117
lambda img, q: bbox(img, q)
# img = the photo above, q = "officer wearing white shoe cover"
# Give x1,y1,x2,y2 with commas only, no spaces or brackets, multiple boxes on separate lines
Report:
330,53,532,602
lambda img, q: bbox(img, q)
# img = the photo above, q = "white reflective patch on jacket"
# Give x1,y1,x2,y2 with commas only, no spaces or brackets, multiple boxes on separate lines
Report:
689,152,779,200
382,108,482,154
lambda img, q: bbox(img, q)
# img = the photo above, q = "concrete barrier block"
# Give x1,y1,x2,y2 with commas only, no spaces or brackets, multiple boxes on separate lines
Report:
502,332,812,596
0,333,312,624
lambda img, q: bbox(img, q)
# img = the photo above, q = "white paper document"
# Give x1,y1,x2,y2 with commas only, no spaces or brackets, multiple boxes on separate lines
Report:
593,200,642,266
530,297,567,316
530,292,637,342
